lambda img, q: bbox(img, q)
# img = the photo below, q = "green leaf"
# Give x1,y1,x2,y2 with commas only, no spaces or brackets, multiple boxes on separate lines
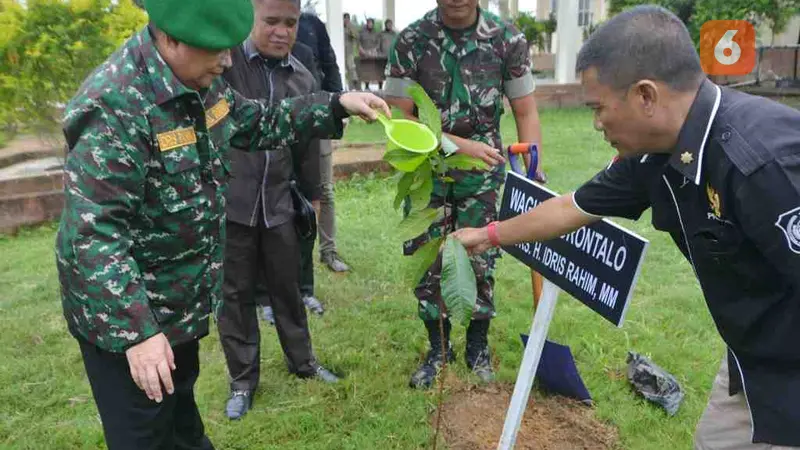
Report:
397,207,439,242
407,236,444,286
409,159,430,190
445,153,490,171
404,159,434,212
393,171,415,210
407,82,442,139
409,175,433,213
383,148,429,172
441,236,478,327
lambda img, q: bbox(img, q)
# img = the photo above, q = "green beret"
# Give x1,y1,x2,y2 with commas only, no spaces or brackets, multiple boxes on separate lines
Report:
143,0,254,51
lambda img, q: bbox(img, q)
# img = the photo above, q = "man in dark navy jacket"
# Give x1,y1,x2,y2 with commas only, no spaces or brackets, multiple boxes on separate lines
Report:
454,6,800,449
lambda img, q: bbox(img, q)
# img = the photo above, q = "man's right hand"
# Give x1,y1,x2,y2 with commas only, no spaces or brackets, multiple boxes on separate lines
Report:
125,333,175,403
456,140,505,167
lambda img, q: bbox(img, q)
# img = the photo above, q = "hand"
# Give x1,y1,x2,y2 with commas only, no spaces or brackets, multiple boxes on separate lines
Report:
125,333,176,403
535,168,548,184
339,92,391,122
456,140,505,167
451,227,493,256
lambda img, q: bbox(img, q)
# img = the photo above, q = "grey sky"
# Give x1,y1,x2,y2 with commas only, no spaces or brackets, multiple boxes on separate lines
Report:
313,0,539,29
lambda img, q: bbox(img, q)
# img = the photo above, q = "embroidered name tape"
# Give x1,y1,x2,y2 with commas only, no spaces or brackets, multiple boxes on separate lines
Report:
205,98,230,129
157,127,197,152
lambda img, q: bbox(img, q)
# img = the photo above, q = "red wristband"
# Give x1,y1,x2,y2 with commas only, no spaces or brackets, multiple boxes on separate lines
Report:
487,221,501,247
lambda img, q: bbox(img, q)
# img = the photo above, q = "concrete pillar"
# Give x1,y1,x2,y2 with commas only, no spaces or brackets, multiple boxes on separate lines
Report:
325,0,346,90
499,0,510,20
480,0,489,10
383,0,395,23
555,0,580,84
509,0,519,17
536,0,549,20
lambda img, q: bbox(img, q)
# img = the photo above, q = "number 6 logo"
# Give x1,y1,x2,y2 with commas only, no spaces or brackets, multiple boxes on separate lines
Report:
700,20,755,76
714,30,742,65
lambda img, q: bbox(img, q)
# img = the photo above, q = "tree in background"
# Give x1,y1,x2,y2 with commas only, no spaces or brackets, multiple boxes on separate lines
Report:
0,0,146,135
609,0,800,44
513,11,557,54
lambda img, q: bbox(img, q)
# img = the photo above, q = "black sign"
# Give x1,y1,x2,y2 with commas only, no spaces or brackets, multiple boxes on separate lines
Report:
499,172,650,327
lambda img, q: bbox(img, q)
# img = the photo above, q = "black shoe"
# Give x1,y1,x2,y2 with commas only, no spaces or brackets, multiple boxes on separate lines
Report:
321,252,350,273
298,364,341,383
466,320,495,383
409,319,455,389
225,390,253,420
302,295,325,316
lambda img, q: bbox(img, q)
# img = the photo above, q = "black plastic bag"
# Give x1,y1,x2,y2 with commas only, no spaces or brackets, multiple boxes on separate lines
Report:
626,351,685,416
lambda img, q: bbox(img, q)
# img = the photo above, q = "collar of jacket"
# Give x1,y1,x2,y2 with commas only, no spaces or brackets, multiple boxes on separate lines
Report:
138,26,197,105
418,7,505,42
242,38,300,71
668,78,722,185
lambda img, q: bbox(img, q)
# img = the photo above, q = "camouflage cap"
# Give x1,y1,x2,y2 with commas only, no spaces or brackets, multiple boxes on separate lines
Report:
143,0,254,50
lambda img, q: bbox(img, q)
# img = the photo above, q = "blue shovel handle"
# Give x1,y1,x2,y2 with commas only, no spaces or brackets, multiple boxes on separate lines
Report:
508,143,539,181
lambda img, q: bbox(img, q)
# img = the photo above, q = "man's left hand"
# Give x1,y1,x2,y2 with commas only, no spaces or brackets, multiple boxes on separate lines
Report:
339,92,391,122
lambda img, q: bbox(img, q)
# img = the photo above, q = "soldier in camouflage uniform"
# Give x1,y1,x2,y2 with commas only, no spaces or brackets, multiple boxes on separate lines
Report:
54,0,389,447
384,0,543,389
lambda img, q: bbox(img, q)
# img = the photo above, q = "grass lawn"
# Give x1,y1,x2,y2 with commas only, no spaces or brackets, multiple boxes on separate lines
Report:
0,107,724,449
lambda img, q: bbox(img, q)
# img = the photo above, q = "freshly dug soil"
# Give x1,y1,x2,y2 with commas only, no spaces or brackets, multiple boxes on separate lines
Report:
436,384,619,450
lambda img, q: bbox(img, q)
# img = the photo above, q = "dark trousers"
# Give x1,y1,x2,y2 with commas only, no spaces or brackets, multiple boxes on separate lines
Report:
78,338,213,450
218,220,315,392
298,229,315,297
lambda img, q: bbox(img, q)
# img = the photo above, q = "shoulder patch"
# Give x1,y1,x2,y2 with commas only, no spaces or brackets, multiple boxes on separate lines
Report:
205,99,230,129
776,206,800,254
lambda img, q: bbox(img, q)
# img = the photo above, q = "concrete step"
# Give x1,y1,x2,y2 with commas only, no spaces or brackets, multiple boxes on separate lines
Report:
0,190,64,234
0,143,389,234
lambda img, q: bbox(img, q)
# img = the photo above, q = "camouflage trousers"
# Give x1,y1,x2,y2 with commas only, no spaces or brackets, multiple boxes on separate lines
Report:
404,169,504,322
345,53,359,90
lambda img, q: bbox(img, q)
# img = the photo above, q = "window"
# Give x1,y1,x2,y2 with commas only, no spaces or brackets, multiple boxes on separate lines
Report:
578,0,593,27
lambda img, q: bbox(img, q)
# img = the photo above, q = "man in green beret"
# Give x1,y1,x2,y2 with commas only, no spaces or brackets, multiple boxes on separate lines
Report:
54,0,390,448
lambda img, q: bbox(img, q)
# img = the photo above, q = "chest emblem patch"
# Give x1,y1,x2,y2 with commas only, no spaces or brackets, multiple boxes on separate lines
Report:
156,127,197,152
776,206,800,254
706,183,722,218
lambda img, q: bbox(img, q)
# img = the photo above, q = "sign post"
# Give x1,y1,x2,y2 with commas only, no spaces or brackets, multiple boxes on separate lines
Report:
496,171,650,450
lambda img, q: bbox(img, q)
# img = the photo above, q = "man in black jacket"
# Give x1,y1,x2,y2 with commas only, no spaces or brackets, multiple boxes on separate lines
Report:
297,12,352,276
219,0,339,421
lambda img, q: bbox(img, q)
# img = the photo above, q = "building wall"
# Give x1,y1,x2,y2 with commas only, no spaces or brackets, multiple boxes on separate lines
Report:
757,15,800,47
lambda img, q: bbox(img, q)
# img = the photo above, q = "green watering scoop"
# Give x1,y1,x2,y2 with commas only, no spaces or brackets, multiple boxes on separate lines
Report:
375,113,438,154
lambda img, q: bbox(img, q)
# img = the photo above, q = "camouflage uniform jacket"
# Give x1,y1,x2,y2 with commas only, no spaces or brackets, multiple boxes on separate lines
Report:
56,27,345,353
384,8,535,186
